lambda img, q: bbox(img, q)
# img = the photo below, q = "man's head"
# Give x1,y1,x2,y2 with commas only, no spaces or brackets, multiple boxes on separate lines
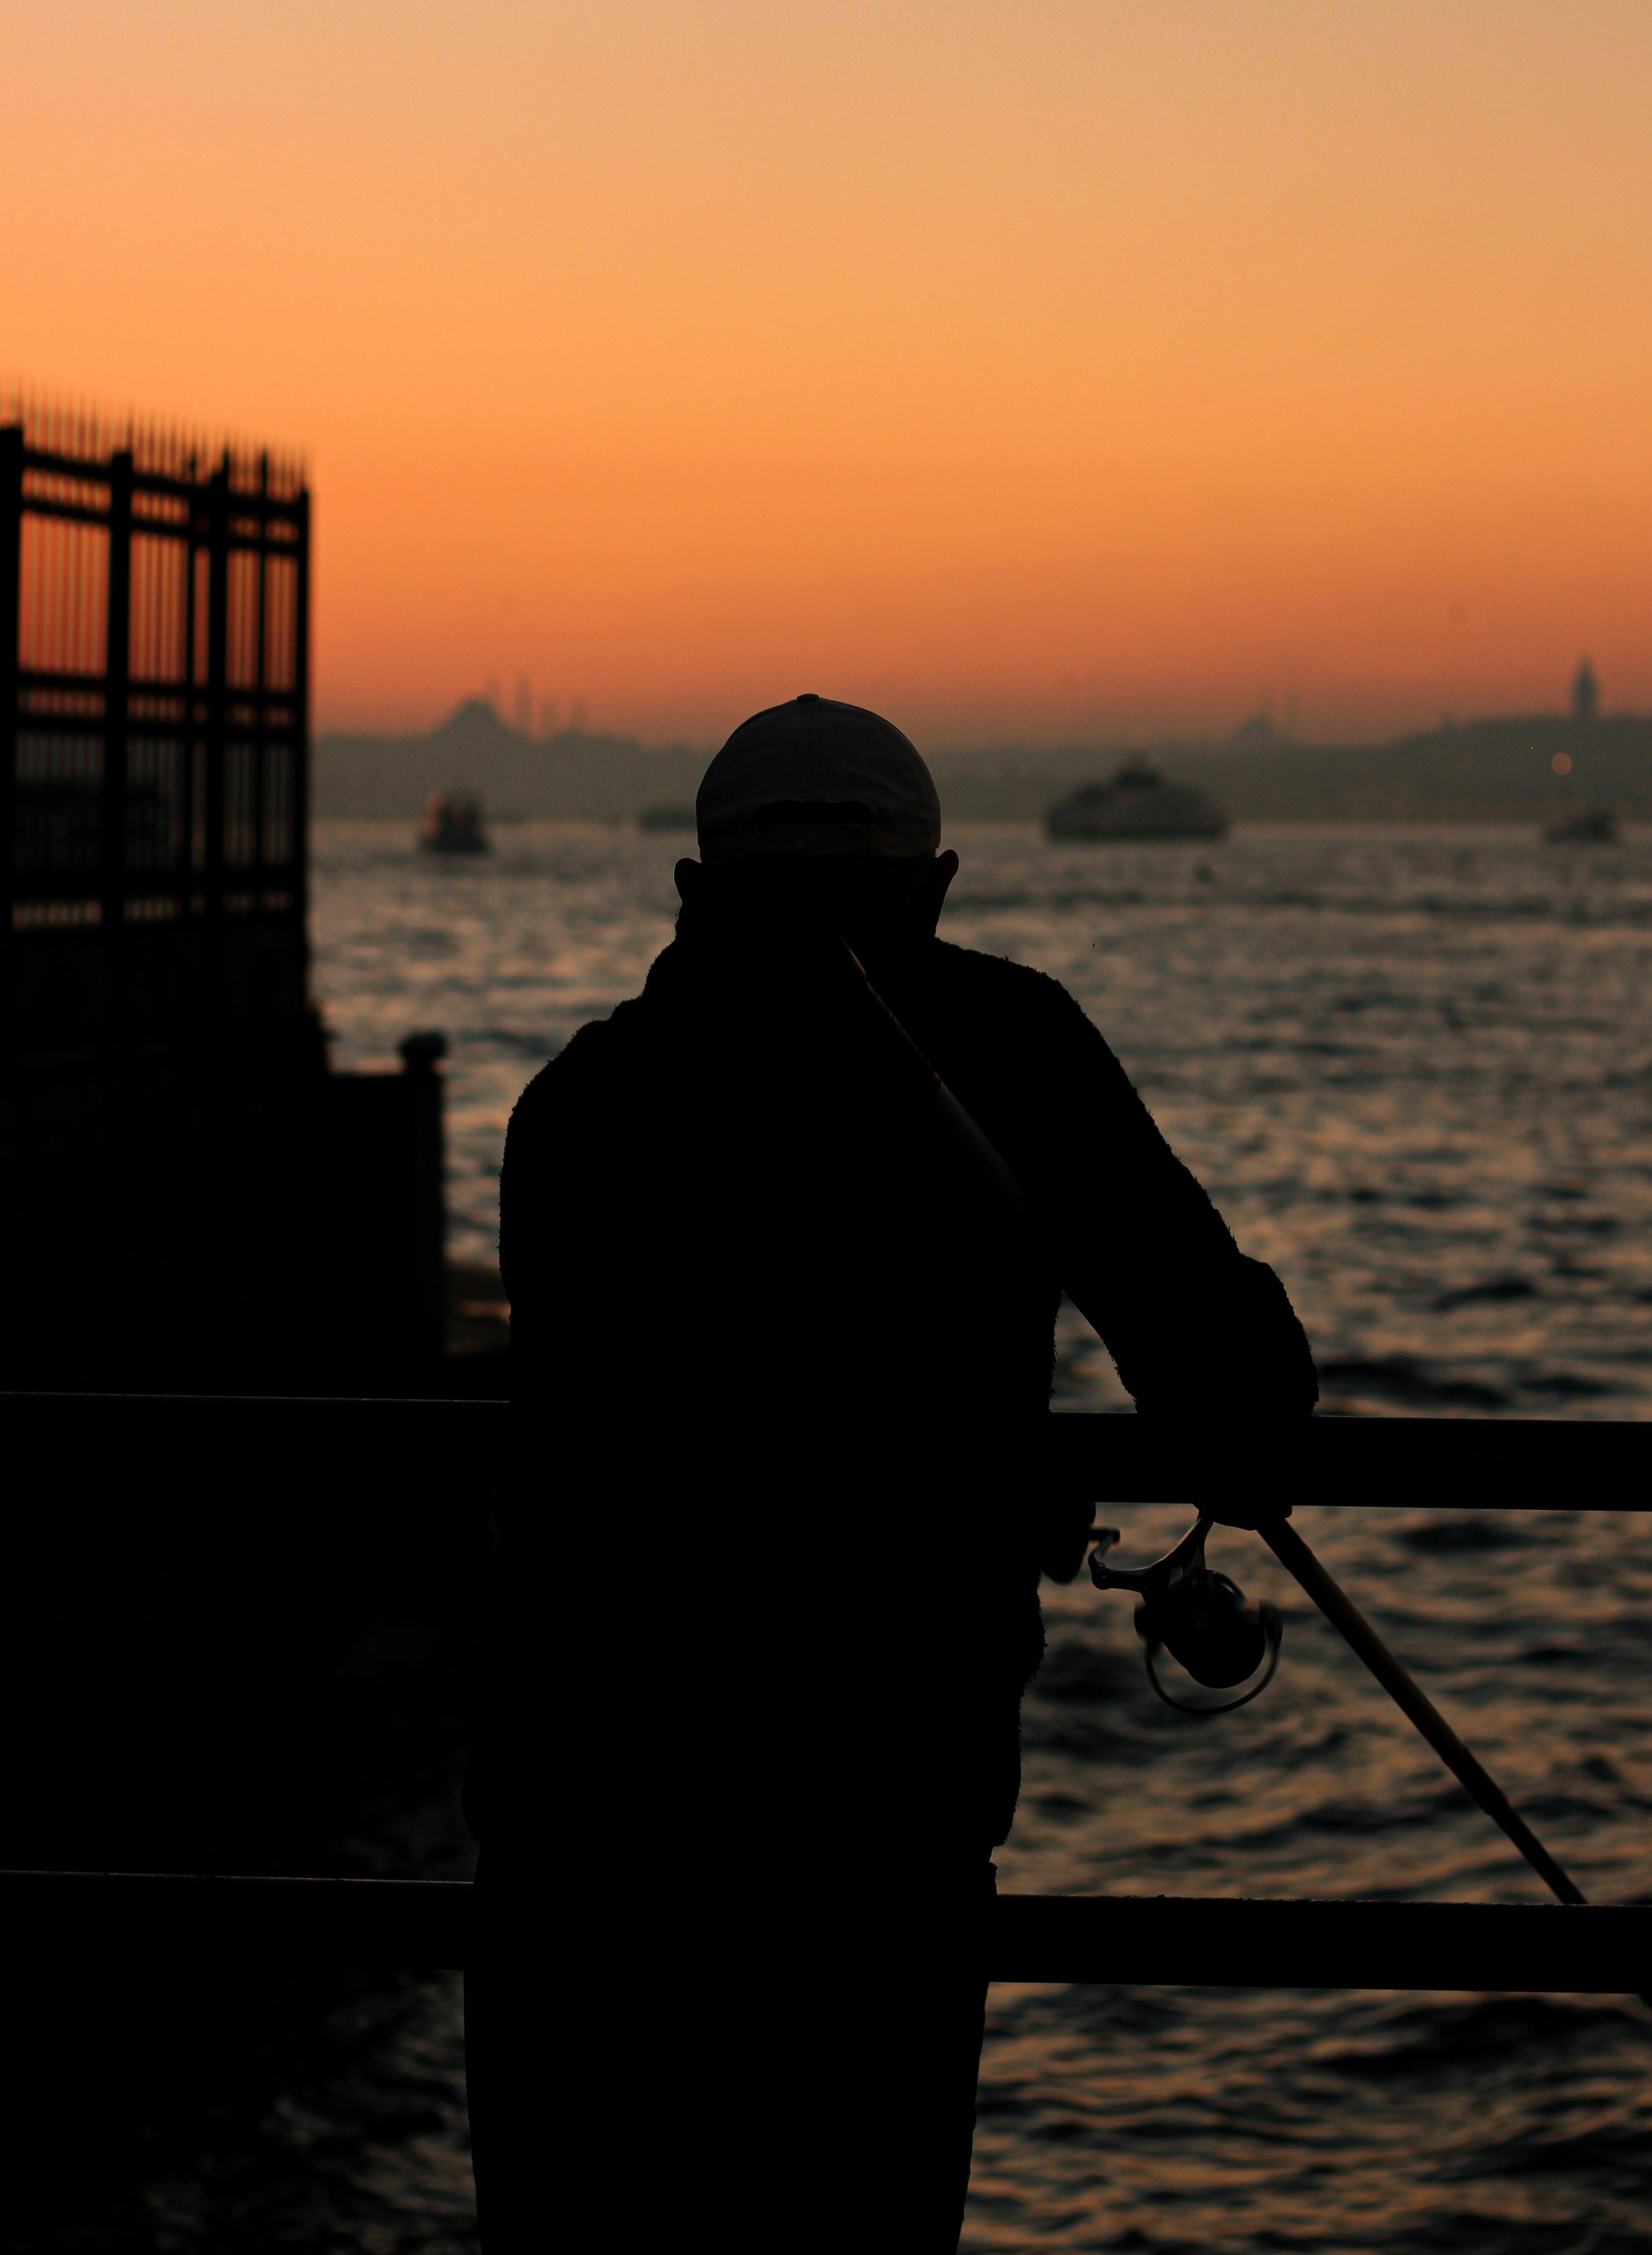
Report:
677,695,958,956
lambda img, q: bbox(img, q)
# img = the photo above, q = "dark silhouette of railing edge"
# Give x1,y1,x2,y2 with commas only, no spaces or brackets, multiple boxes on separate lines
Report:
5,1394,1648,1993
3,1873,1647,1992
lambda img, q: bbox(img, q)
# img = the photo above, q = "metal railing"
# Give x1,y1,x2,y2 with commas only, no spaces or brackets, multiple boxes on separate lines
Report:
7,1390,1651,1501
5,1395,1650,1993
1,1873,1647,1991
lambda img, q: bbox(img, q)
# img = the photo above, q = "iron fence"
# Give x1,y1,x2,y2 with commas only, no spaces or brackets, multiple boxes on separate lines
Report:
0,390,310,1046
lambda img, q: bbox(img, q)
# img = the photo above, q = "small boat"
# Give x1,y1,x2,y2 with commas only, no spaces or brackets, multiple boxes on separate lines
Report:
1545,808,1619,845
419,791,489,854
638,804,697,833
1046,763,1228,843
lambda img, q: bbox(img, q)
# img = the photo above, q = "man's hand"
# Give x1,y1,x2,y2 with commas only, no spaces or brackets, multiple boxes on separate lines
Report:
1039,1492,1102,1583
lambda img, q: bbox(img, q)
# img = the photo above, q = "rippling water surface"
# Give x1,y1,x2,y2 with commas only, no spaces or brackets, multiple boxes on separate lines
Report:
303,821,1652,2254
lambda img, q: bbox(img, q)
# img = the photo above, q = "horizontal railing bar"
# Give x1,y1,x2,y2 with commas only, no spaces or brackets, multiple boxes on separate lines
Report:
996,1895,1652,1992
19,669,302,708
16,669,113,691
8,884,302,911
10,860,303,884
18,496,118,529
19,499,300,543
12,719,302,742
5,1874,1647,1990
1042,1412,1652,1503
9,858,304,880
2,1397,1648,1507
20,448,305,514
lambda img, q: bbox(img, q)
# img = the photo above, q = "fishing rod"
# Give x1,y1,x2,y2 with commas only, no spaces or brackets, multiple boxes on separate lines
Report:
840,940,1595,1916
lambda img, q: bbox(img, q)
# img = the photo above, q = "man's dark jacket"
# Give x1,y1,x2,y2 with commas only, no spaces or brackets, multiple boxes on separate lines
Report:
474,915,1315,1869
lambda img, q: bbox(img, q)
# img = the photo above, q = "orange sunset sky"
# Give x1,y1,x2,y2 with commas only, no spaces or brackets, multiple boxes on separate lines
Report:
8,1,1652,747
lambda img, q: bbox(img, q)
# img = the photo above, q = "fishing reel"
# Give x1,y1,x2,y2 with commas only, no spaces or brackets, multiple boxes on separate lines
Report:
1089,1513,1282,1715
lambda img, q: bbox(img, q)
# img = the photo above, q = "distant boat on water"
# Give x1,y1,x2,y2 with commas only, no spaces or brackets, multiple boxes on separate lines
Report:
638,803,697,833
1545,808,1619,845
419,791,489,854
1046,762,1228,842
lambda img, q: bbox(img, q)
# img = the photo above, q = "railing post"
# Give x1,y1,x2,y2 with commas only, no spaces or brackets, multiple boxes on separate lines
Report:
0,423,22,976
253,453,268,891
102,448,133,951
204,458,229,950
291,481,310,960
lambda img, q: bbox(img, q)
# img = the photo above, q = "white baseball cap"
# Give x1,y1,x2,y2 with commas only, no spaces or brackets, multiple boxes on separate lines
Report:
695,695,942,868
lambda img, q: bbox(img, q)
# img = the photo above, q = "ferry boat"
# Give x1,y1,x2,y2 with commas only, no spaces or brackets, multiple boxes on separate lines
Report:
1545,807,1619,845
419,791,490,854
1046,762,1228,842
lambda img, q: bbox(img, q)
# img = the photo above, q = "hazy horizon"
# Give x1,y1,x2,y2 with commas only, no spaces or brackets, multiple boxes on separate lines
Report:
318,675,1626,758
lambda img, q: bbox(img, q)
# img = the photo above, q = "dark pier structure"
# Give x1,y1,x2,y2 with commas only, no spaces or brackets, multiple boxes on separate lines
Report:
0,402,477,2244
0,396,444,1391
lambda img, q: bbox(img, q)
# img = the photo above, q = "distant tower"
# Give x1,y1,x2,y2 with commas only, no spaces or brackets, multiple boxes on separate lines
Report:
1572,658,1599,721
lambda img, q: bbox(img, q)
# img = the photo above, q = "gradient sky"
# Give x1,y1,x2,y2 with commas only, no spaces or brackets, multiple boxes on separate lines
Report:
8,0,1652,745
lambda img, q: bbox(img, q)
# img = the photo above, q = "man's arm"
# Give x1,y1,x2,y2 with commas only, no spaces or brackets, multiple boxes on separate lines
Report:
945,960,1317,1426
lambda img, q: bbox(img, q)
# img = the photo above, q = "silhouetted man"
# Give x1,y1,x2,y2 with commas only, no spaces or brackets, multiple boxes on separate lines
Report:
465,696,1315,2251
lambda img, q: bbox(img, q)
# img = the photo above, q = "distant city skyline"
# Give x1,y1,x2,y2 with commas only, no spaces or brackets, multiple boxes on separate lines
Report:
410,658,1627,754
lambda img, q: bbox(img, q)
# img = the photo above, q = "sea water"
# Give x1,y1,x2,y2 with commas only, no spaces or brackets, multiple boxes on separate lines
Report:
172,821,1652,2251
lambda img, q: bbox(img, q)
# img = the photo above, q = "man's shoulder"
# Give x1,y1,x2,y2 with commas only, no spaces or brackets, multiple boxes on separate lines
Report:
926,938,1091,1034
909,941,1132,1128
509,997,647,1134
